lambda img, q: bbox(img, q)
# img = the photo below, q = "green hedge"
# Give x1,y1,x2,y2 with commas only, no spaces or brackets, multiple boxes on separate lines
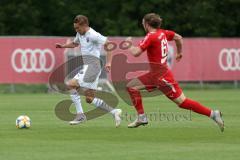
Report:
0,0,239,37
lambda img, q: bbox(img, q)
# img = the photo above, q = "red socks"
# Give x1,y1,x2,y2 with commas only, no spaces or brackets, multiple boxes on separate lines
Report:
127,87,211,117
127,87,144,114
179,98,211,117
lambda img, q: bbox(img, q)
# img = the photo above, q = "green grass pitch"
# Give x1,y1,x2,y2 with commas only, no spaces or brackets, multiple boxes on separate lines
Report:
0,89,240,160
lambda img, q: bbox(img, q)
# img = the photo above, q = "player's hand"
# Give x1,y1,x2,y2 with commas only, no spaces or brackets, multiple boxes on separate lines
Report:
55,43,63,48
176,53,183,62
105,63,111,72
125,37,132,42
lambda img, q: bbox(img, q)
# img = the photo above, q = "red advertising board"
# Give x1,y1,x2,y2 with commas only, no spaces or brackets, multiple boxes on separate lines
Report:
109,37,240,81
0,37,66,83
0,37,239,84
172,38,240,81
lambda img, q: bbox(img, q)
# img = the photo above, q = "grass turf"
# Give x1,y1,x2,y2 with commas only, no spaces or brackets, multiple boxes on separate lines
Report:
0,89,240,160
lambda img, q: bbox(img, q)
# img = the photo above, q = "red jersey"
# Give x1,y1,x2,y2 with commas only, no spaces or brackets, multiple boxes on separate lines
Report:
137,29,182,99
138,29,175,72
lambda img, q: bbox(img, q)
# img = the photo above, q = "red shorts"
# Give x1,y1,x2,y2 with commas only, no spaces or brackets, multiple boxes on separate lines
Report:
138,70,182,100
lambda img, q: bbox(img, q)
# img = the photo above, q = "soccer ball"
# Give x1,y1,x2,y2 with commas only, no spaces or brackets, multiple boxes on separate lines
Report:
16,115,31,129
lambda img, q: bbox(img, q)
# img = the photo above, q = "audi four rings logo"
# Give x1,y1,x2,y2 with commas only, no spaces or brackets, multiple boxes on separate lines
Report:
11,48,55,73
219,48,240,71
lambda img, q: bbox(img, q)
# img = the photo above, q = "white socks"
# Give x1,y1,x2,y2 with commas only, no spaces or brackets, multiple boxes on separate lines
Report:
92,98,103,107
70,90,116,115
91,98,116,115
70,90,84,114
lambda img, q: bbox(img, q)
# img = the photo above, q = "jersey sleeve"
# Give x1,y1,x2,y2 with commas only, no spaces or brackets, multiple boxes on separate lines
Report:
138,33,152,51
91,32,107,45
164,30,175,41
73,33,80,44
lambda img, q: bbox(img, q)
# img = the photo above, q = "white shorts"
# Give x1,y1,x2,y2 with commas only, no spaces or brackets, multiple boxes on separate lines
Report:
73,65,101,90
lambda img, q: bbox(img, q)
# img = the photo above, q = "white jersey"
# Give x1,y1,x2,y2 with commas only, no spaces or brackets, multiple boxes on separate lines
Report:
73,27,107,58
72,27,105,89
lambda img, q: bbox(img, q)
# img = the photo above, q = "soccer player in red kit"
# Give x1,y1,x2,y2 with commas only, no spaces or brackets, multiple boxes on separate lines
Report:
127,13,224,131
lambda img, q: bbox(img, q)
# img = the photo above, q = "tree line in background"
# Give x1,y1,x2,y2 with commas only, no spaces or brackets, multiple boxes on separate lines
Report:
0,0,239,37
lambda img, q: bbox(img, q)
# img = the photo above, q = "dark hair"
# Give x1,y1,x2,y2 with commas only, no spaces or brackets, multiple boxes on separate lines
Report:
143,13,162,28
74,15,89,25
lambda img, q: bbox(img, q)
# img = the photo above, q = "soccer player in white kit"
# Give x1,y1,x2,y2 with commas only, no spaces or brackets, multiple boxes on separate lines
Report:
56,15,122,127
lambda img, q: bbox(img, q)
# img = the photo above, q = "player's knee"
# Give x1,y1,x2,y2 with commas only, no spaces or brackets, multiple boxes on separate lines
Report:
175,98,184,106
65,83,73,90
172,93,186,106
127,87,141,99
86,96,94,103
66,80,78,90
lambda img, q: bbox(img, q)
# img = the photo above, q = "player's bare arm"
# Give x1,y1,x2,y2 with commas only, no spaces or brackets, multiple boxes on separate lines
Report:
129,46,143,57
173,33,183,62
104,41,112,72
55,41,79,48
127,37,143,57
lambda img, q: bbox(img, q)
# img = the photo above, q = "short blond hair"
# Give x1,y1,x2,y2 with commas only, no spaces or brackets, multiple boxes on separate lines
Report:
74,15,89,25
143,13,162,28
